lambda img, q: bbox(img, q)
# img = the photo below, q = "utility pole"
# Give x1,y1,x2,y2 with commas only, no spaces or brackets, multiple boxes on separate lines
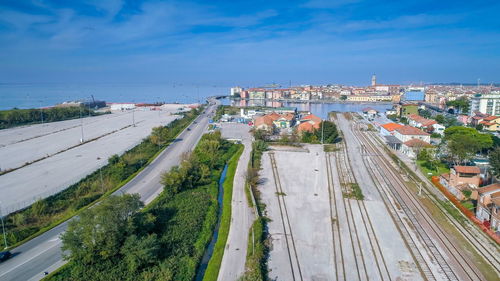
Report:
0,202,8,249
321,120,325,144
99,166,104,194
79,106,84,143
39,101,44,123
252,225,255,256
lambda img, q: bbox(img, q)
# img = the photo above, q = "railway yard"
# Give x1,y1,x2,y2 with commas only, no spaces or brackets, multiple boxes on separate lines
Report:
258,112,500,281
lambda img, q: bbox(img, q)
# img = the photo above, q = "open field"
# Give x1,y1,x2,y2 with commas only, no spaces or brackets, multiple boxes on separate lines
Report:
258,143,420,281
0,107,180,214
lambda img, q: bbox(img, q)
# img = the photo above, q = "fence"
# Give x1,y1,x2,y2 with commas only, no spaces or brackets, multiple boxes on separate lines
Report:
431,176,500,244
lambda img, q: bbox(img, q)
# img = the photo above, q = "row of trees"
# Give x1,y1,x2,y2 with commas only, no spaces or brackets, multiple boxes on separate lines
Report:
54,132,238,280
0,106,105,129
253,121,339,145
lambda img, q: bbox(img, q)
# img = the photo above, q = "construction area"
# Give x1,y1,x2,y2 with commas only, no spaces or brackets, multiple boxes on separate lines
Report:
258,112,497,281
0,105,186,214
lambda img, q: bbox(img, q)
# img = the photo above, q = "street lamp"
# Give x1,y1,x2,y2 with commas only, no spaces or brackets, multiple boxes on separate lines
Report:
0,201,8,249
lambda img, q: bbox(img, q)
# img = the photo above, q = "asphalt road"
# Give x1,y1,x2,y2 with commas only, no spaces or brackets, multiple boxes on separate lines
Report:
0,101,217,281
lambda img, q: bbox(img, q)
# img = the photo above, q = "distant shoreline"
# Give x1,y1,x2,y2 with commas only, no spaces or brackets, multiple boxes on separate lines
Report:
228,97,394,104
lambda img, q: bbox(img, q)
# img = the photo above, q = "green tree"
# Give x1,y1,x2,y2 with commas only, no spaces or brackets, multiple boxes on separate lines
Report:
121,234,160,272
315,121,338,144
418,109,431,119
435,114,445,124
61,194,144,264
489,147,500,177
340,95,347,100
446,96,470,114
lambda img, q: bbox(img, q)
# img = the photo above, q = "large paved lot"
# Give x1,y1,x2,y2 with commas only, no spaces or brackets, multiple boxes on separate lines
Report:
259,144,422,281
0,107,181,214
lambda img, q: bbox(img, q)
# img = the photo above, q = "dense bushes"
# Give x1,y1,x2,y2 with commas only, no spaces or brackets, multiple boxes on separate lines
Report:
0,109,201,248
0,106,106,129
49,131,238,281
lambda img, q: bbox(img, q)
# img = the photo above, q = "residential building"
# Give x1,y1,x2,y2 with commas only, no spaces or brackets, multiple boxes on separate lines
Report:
474,183,500,232
362,107,378,119
297,113,321,134
380,123,404,136
401,138,432,159
479,116,500,131
407,114,437,130
230,87,243,97
431,123,445,135
254,115,274,132
393,125,430,143
273,113,295,128
440,166,481,199
470,92,500,116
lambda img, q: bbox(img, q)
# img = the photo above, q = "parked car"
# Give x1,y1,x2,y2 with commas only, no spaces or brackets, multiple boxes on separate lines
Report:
0,251,12,262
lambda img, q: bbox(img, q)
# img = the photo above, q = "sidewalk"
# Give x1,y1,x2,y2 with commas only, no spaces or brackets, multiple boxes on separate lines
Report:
217,140,255,280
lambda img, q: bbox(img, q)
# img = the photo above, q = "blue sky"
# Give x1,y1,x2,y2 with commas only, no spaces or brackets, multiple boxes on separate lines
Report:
0,0,499,86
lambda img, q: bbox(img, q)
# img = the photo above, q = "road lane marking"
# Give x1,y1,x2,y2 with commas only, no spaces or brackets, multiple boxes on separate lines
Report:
0,239,61,277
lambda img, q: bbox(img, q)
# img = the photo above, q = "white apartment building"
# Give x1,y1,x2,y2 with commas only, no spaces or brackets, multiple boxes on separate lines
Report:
470,92,500,116
230,86,243,96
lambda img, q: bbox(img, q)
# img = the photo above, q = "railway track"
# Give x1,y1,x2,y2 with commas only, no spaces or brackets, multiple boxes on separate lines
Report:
325,152,346,281
329,113,392,281
367,129,500,275
350,117,486,281
268,152,303,281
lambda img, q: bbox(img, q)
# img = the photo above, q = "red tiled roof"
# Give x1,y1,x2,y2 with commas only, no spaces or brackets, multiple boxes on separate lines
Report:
254,115,274,127
477,183,500,195
301,114,321,124
267,112,281,121
403,139,433,148
484,116,499,121
407,114,437,127
454,166,480,174
381,123,404,132
297,121,315,133
395,125,429,136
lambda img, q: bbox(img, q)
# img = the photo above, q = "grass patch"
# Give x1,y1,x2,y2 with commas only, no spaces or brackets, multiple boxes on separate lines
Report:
343,183,364,200
202,145,244,281
416,160,449,178
240,217,268,281
323,144,339,152
275,192,287,196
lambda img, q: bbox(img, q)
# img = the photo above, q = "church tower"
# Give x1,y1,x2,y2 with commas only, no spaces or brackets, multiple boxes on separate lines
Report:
371,74,376,86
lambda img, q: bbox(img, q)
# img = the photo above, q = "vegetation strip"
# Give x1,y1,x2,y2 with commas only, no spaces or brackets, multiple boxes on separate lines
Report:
240,140,269,281
202,145,244,281
0,106,107,130
45,131,239,280
0,109,201,250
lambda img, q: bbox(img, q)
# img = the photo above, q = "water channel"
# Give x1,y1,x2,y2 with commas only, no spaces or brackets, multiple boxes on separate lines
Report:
195,163,228,280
